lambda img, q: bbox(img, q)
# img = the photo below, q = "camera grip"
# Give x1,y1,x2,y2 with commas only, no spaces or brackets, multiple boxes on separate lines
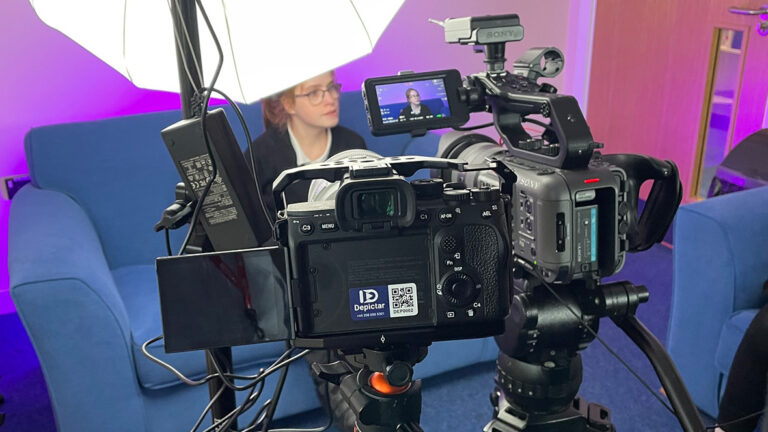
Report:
601,154,682,252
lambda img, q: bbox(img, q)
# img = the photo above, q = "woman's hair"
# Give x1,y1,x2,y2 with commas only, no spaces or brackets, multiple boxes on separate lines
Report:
405,88,418,99
262,70,337,131
262,88,296,131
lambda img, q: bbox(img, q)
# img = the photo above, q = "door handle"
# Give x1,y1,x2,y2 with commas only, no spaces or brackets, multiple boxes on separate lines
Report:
730,5,768,36
729,5,768,15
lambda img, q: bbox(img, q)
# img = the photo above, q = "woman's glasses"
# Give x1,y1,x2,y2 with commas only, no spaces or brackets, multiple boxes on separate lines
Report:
295,83,342,106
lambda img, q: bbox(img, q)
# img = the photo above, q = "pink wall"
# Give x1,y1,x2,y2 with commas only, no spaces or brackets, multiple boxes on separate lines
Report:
1,0,582,313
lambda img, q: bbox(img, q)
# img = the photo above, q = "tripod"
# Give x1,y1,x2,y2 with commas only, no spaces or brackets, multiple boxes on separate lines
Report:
485,276,706,432
313,345,429,432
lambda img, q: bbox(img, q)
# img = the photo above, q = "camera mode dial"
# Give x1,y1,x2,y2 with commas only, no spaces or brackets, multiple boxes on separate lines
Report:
440,272,479,307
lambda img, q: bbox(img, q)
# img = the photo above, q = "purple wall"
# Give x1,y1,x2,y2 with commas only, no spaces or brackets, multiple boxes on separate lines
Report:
1,0,581,313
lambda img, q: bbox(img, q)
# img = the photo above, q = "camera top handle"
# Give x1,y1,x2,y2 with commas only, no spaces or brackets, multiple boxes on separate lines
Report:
432,15,602,170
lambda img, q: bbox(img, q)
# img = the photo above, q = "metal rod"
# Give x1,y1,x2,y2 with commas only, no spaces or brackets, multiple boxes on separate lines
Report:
171,0,203,119
611,315,706,432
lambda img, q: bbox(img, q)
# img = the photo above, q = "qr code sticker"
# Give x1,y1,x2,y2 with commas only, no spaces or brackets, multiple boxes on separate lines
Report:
388,283,418,318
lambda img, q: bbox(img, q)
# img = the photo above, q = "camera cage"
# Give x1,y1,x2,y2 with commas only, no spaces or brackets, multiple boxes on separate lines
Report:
272,155,517,213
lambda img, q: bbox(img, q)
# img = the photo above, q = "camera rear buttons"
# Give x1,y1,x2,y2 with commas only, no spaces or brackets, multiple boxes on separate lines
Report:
319,221,338,232
299,222,314,235
416,209,430,223
438,208,455,224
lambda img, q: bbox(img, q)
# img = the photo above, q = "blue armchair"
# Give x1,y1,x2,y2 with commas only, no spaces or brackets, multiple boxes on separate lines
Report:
9,92,499,432
667,186,768,417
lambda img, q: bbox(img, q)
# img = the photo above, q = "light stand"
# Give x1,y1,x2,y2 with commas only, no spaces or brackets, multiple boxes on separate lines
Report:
169,1,238,428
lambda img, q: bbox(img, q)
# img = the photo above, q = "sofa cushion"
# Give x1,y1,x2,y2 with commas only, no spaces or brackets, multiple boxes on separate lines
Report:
113,264,286,390
715,308,759,377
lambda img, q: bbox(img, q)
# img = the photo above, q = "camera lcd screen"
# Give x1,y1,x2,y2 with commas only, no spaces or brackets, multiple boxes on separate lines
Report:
375,78,451,124
363,69,469,136
156,246,292,353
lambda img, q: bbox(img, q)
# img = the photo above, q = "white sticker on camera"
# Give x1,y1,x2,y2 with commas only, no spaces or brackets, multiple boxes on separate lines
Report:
388,283,418,318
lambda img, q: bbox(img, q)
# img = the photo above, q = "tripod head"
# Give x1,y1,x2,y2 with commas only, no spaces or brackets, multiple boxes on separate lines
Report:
312,345,429,432
487,275,705,432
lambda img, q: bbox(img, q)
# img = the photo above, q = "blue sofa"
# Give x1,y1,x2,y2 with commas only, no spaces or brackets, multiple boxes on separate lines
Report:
8,92,499,432
667,185,768,417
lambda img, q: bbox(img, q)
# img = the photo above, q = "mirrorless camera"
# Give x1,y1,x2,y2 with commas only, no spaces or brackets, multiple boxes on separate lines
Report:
271,153,515,350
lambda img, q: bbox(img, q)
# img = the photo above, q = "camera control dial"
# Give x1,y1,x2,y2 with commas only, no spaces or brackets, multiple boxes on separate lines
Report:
440,272,479,307
443,188,471,203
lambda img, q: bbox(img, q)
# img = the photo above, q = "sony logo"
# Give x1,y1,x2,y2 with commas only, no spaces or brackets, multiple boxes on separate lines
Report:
485,30,515,39
518,177,540,189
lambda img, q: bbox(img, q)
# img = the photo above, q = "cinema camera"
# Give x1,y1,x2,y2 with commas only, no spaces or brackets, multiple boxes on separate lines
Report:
350,13,702,432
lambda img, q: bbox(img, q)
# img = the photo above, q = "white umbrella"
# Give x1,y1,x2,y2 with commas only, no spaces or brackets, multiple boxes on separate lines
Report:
29,0,405,103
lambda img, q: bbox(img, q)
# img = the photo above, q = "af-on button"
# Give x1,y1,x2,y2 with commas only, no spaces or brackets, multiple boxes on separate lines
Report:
438,208,455,225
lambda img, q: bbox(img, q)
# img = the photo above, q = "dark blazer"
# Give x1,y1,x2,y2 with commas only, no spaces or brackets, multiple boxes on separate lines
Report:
399,104,433,121
243,125,366,221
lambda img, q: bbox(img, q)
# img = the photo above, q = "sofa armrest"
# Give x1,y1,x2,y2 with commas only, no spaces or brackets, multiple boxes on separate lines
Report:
667,186,768,415
9,186,147,431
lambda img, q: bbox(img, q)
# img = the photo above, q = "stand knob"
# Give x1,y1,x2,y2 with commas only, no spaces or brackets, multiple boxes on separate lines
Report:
385,361,413,387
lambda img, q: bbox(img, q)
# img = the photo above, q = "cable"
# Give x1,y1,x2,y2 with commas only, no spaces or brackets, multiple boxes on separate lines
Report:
142,336,214,386
259,350,333,432
164,228,173,256
535,277,676,416
454,121,495,131
704,409,766,431
214,380,260,432
206,348,300,391
198,86,276,232
190,385,226,432
142,336,310,432
199,350,313,432
243,399,273,431
142,336,297,386
176,0,225,255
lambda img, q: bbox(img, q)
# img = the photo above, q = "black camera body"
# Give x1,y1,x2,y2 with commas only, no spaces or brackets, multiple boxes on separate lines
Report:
437,135,629,283
502,155,628,283
273,156,513,350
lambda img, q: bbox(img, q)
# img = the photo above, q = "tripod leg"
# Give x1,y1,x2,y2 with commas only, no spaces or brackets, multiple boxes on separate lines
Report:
611,315,705,432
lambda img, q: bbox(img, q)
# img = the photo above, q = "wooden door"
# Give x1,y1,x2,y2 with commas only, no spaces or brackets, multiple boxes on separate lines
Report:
587,0,768,201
